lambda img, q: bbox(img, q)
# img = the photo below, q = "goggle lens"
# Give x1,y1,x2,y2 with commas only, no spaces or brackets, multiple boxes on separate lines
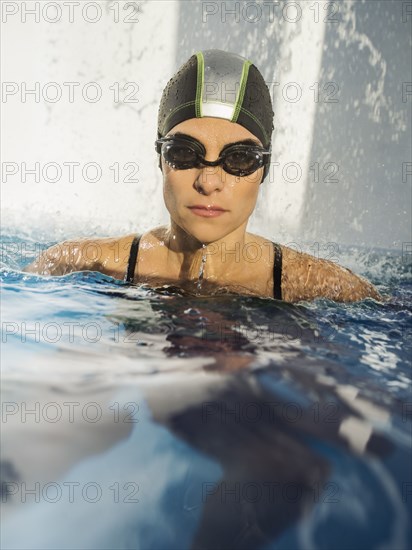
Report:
162,142,198,169
223,149,263,176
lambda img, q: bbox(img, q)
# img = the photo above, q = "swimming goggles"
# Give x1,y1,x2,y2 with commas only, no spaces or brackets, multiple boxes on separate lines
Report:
155,134,271,177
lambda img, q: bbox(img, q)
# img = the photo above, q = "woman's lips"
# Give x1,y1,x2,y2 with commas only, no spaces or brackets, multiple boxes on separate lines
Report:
188,206,228,218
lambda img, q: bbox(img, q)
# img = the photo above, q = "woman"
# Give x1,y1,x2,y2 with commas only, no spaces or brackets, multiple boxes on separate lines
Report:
23,49,381,303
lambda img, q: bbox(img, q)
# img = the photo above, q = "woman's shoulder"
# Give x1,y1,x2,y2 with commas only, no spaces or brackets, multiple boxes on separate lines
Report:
87,232,144,279
94,227,168,279
277,243,381,302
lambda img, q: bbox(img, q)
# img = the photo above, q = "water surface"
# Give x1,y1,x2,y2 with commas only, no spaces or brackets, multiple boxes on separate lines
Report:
1,234,411,550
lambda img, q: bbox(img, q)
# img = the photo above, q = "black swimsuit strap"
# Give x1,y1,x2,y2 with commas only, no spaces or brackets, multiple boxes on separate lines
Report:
273,242,283,300
124,234,142,283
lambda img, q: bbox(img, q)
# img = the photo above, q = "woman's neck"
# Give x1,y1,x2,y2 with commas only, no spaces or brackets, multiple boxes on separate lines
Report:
163,221,249,282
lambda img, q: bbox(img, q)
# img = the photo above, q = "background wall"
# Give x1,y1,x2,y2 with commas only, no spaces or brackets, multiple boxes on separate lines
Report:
1,0,411,250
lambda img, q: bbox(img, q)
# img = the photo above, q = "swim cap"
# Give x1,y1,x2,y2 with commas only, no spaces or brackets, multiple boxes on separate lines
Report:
157,49,274,182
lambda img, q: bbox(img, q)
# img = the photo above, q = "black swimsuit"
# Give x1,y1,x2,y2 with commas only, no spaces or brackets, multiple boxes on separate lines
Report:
125,234,283,300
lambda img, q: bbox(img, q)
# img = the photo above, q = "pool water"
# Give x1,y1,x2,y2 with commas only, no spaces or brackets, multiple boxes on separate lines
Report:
1,234,411,550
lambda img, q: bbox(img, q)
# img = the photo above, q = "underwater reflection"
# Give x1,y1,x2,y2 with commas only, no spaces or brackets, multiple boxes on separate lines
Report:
115,291,400,549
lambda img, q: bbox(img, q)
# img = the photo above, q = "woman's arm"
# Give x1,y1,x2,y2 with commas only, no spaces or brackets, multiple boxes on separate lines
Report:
281,247,383,303
22,239,100,276
23,235,135,279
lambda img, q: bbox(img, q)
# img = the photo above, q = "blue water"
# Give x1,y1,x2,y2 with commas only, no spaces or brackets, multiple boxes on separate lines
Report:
1,234,411,550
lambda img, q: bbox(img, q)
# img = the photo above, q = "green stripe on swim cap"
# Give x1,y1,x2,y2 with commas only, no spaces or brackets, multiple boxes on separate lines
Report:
157,49,274,150
195,51,204,118
232,60,252,123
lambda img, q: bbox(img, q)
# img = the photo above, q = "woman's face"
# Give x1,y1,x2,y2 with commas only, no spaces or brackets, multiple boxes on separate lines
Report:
161,117,264,244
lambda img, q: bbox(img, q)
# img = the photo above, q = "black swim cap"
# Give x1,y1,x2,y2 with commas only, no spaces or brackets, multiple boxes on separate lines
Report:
157,49,274,182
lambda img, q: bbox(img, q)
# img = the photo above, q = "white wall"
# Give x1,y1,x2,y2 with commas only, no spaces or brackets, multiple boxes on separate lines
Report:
2,1,410,250
2,0,178,238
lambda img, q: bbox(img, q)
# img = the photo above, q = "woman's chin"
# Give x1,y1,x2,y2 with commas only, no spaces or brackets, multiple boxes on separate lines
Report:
184,223,228,243
167,213,234,245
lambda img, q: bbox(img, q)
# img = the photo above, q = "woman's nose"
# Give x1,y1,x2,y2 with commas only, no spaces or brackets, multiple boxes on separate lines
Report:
194,164,227,194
